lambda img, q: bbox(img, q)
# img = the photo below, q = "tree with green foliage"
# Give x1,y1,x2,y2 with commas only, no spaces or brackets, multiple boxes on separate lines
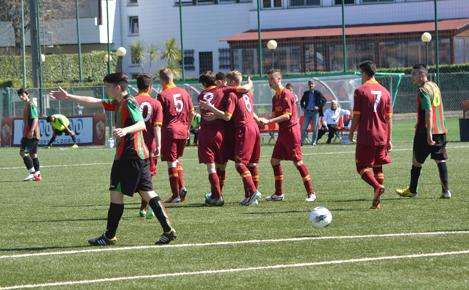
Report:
148,45,159,73
130,41,145,73
161,38,182,79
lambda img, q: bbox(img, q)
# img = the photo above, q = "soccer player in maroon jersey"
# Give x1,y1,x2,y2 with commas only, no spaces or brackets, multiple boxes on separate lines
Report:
135,74,163,218
157,68,196,204
50,73,176,245
258,70,317,203
349,60,393,210
200,71,262,206
396,64,451,199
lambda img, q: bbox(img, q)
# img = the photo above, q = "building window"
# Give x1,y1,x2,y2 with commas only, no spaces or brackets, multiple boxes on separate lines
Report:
128,16,139,35
334,0,355,4
289,0,320,7
183,50,195,71
219,48,231,69
361,0,394,3
128,0,138,5
263,0,282,8
174,0,251,5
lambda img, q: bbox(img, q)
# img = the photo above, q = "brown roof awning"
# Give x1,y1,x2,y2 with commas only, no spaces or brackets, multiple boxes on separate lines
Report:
223,18,469,42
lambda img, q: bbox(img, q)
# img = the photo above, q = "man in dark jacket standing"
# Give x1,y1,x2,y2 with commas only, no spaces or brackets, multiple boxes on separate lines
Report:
300,80,326,145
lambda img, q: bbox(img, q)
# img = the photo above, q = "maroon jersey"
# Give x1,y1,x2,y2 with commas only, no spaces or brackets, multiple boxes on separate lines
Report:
135,93,163,152
158,85,194,139
353,80,392,146
198,86,226,130
225,91,256,128
272,88,298,131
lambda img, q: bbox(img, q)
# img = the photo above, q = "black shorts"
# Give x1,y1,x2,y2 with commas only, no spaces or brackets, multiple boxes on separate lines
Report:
413,131,448,164
54,126,72,136
20,137,39,154
109,158,153,196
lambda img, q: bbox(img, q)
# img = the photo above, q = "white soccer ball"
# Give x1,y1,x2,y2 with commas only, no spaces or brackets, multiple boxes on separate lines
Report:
309,206,332,228
267,39,278,50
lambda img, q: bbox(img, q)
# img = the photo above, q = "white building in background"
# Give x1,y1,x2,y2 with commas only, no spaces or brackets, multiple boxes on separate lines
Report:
120,0,469,78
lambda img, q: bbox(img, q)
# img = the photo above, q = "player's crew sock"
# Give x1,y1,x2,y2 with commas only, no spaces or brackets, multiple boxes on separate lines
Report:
177,164,185,190
23,156,34,172
208,173,222,199
296,163,314,194
140,199,148,211
32,158,40,172
71,134,77,144
168,167,180,197
236,164,257,197
148,196,172,233
437,162,449,192
373,166,384,185
409,165,422,193
105,203,124,239
216,168,226,191
273,164,283,196
360,169,382,191
248,165,259,188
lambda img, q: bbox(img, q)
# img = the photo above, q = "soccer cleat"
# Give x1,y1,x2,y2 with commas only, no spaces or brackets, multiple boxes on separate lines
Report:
88,234,117,246
72,144,79,149
145,208,155,220
138,210,146,218
265,194,284,202
370,186,385,210
204,193,225,207
155,229,177,245
179,187,188,202
396,187,418,198
163,196,181,204
440,191,452,199
305,193,317,202
240,191,261,206
33,172,41,182
23,173,35,181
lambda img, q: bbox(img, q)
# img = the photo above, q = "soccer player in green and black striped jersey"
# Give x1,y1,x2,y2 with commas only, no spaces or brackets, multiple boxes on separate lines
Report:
396,64,452,199
50,73,177,245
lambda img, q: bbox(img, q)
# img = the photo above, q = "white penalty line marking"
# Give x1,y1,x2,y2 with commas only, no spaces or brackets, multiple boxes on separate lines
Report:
2,144,469,171
3,250,469,289
1,231,468,261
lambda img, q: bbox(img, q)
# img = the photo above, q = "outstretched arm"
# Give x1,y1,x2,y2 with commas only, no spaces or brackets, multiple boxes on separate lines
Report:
49,87,103,108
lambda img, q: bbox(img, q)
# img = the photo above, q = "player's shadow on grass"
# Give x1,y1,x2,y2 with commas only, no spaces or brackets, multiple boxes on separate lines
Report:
0,180,23,183
29,217,134,223
164,202,241,209
329,197,422,203
0,244,90,253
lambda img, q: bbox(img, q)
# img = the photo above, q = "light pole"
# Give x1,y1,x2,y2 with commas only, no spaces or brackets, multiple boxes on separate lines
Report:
116,47,127,73
75,0,83,82
421,32,432,67
267,39,277,70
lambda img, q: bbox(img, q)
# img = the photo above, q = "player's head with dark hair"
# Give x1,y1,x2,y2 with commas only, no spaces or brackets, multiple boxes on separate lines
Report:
215,72,227,87
17,88,30,102
411,64,429,85
46,115,55,123
267,69,282,90
285,83,293,90
198,71,217,88
136,73,153,92
103,72,128,99
158,68,174,86
358,60,376,83
226,71,243,86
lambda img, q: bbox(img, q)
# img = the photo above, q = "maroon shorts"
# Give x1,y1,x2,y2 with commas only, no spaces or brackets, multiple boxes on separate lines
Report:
222,126,235,163
161,137,186,162
234,123,261,165
272,125,302,162
355,143,391,171
198,128,224,164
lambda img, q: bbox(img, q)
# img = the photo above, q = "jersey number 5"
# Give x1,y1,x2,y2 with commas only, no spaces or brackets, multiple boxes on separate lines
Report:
371,90,382,113
173,94,184,113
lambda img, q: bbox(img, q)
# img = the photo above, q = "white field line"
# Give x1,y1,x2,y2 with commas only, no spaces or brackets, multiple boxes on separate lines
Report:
2,249,469,289
1,231,468,261
2,144,469,171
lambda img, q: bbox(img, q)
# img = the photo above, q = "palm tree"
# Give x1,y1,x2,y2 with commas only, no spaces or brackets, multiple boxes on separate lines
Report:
148,45,159,73
130,41,145,72
161,38,182,78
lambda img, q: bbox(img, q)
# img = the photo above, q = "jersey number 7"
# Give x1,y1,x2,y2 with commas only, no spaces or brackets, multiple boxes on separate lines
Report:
371,90,382,113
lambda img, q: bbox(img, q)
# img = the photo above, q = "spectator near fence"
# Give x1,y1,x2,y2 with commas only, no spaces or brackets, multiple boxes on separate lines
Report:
300,80,326,146
317,100,351,144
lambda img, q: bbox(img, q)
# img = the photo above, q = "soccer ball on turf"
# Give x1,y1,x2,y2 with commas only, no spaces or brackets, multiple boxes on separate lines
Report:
309,206,332,228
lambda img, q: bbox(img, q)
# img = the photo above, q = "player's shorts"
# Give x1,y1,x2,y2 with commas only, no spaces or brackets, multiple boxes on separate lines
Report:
413,131,447,164
109,158,153,196
355,143,391,171
161,137,186,162
222,126,235,163
234,123,261,165
272,125,303,162
20,137,39,154
198,128,224,164
54,126,72,136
